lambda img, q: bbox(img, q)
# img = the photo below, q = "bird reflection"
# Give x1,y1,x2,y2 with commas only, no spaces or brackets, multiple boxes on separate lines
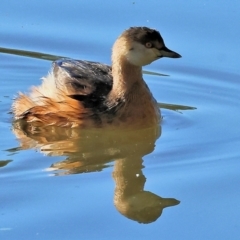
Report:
12,120,180,223
113,158,179,223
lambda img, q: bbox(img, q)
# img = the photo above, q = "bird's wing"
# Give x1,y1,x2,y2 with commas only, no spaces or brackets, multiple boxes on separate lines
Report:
53,59,113,106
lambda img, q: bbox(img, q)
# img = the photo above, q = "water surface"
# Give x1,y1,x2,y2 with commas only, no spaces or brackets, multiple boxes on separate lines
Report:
1,0,240,239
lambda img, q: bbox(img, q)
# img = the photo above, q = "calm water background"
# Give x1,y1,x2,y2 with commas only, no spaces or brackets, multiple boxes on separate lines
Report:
1,0,240,239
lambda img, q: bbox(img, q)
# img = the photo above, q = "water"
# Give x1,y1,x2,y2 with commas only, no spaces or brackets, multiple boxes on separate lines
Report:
1,0,240,239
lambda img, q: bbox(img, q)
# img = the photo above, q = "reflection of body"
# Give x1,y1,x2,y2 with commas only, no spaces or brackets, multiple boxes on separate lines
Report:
12,123,161,172
12,123,180,223
12,27,180,128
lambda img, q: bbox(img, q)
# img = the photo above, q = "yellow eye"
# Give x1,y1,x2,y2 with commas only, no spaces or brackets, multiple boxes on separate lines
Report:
145,42,152,48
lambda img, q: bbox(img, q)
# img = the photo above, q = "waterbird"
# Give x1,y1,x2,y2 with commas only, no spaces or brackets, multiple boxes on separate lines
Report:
12,27,181,128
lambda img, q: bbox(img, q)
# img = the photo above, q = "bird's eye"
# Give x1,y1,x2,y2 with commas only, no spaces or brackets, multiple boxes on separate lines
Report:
145,42,152,48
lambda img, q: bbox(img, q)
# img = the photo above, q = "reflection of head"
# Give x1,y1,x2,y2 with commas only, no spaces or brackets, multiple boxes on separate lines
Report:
113,158,180,224
115,191,180,224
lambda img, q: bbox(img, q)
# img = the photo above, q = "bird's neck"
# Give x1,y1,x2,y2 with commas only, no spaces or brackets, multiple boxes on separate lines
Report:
111,56,143,97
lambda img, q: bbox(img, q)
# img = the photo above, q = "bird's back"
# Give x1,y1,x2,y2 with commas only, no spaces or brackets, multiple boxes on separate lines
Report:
13,59,115,127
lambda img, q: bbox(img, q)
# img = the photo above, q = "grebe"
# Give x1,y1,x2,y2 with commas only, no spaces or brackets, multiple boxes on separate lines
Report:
12,27,181,128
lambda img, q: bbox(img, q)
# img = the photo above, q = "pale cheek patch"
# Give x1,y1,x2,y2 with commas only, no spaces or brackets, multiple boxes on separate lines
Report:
126,50,146,66
126,43,159,66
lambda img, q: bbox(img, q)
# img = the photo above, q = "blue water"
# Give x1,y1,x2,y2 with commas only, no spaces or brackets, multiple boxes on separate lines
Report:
1,0,240,239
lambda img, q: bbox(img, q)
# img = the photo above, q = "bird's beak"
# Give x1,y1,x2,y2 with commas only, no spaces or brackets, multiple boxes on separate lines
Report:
160,46,181,58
